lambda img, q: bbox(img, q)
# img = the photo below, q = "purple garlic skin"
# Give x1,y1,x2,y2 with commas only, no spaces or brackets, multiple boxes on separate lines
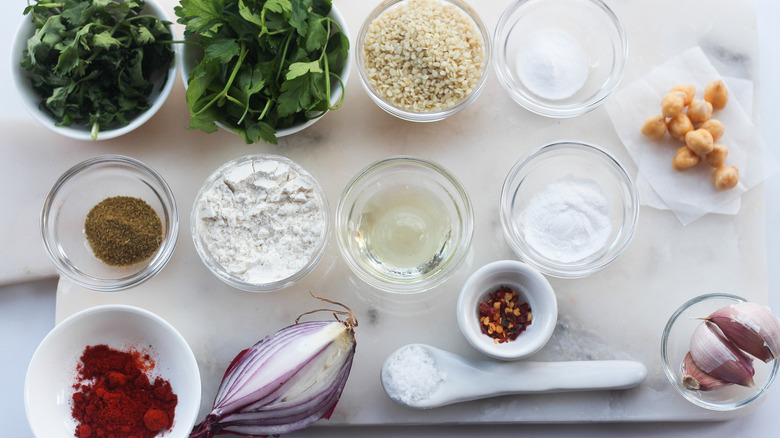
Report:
707,302,780,363
681,351,731,391
690,321,755,387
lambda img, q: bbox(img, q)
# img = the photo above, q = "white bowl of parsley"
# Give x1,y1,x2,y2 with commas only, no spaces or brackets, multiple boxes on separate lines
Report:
12,0,177,141
176,0,351,145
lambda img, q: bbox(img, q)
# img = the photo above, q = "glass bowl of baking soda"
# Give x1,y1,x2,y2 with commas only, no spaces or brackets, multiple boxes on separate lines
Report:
191,155,330,292
493,0,628,118
500,142,639,278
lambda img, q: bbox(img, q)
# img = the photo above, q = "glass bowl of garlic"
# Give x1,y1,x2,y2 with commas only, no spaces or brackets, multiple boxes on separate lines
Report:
661,293,780,411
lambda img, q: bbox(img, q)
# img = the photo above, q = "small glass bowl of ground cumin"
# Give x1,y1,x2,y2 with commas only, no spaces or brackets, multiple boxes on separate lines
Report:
457,260,558,360
41,155,178,291
356,0,491,122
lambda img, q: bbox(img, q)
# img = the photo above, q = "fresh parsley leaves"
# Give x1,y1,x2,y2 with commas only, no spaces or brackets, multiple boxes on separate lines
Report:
175,0,350,144
20,0,175,140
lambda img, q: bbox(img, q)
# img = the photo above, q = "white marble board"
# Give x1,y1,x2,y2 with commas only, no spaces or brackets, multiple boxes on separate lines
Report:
2,0,769,426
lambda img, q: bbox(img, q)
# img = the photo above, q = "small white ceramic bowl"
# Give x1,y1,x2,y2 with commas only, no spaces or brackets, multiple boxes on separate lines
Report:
25,305,201,438
493,0,628,117
457,260,557,360
11,0,178,140
41,155,179,291
178,5,351,140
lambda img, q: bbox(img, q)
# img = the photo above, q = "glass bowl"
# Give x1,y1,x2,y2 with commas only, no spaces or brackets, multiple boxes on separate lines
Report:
25,304,201,438
191,155,330,292
11,0,177,140
178,4,350,140
457,260,557,360
336,156,474,293
500,141,638,278
493,0,628,118
41,155,179,291
356,0,491,122
661,293,780,411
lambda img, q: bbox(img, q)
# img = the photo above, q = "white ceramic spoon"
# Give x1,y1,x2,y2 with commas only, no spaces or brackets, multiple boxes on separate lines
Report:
381,344,648,409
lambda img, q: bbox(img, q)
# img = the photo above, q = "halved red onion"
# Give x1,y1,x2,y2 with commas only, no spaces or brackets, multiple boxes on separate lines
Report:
190,319,356,438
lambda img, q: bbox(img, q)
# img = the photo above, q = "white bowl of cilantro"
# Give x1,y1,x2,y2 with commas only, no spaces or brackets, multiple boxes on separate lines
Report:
12,0,178,141
177,0,351,145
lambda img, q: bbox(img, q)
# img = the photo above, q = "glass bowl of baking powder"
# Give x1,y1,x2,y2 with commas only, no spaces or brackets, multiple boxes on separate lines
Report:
191,155,330,292
493,0,628,118
500,141,639,278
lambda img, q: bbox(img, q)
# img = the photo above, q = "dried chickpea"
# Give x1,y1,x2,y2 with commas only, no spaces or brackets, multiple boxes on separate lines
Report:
671,84,695,106
672,146,701,171
705,79,729,110
699,119,724,142
705,143,729,168
685,128,714,156
641,114,667,140
712,165,739,190
667,114,693,142
661,91,687,118
687,99,713,124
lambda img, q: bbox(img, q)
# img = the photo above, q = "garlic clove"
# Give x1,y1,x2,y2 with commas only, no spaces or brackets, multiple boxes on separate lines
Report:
681,351,731,391
706,302,780,363
690,322,755,387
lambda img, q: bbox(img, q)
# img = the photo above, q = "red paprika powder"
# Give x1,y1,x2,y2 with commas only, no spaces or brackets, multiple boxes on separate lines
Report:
71,344,178,438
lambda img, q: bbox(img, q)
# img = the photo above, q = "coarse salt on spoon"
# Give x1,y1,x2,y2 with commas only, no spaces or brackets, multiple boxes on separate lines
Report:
381,344,647,409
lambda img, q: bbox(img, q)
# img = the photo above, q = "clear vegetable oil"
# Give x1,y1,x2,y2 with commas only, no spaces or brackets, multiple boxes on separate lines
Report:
355,186,452,277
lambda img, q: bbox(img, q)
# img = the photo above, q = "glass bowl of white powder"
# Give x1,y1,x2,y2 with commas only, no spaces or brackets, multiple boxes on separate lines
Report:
493,0,628,118
500,142,639,278
191,155,330,292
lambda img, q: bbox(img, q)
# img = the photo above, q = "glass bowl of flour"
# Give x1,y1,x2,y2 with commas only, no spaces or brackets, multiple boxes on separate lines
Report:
493,0,628,118
500,142,639,278
191,155,330,292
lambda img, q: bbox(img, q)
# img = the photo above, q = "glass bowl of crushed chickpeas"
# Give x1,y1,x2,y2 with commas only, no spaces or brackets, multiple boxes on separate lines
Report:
356,0,491,122
493,0,628,118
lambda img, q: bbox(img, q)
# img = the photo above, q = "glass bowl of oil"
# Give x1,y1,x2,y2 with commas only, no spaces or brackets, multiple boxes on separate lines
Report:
336,156,474,294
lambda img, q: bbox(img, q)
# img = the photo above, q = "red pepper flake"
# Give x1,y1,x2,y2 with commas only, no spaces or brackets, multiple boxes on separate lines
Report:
477,286,532,344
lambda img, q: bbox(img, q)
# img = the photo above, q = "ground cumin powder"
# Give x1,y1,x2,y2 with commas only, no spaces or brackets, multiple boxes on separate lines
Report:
84,196,162,266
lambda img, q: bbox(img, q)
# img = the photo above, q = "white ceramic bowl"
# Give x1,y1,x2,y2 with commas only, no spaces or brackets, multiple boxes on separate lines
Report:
457,260,557,360
178,5,351,140
41,155,179,291
493,0,628,118
500,141,638,278
25,305,201,438
356,0,491,122
661,293,780,411
11,0,178,140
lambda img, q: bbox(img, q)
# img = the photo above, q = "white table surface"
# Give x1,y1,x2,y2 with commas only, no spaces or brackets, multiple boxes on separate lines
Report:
3,0,780,436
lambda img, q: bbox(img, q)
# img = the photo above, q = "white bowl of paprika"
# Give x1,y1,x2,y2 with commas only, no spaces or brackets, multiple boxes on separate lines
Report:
25,304,201,438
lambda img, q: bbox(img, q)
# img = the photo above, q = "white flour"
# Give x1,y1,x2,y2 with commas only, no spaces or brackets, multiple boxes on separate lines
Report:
196,158,326,284
520,177,611,263
515,29,590,100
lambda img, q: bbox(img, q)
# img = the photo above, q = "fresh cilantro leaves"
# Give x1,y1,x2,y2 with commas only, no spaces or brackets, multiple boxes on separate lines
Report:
175,0,349,144
20,0,174,140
